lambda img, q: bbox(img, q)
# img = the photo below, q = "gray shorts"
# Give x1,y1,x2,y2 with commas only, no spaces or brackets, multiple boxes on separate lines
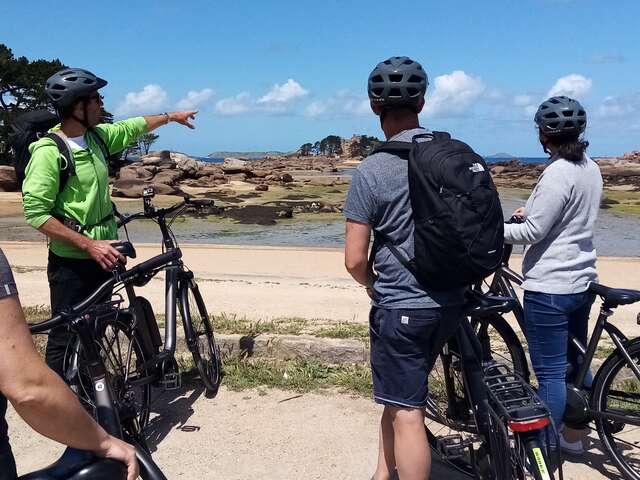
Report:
0,248,18,299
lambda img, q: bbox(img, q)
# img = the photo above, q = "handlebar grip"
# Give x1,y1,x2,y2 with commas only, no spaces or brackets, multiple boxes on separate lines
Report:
30,313,63,334
121,249,182,281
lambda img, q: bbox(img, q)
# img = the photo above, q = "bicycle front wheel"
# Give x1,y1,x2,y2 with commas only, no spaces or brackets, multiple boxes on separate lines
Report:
592,339,640,480
179,279,223,395
72,316,152,444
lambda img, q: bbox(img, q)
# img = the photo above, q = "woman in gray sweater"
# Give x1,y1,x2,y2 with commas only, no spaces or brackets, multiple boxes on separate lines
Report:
504,96,603,454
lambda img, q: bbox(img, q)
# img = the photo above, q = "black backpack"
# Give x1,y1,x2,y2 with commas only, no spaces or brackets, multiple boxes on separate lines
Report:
8,109,110,192
371,131,504,291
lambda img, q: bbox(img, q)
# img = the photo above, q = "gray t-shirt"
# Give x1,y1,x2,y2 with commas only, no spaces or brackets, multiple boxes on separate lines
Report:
504,154,603,294
343,128,466,309
0,249,17,300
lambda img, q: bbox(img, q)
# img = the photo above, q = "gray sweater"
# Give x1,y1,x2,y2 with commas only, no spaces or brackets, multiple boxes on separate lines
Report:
503,154,603,294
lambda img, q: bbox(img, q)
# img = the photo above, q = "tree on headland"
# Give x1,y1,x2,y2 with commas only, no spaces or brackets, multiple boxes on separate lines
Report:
349,135,381,157
319,135,343,156
140,133,159,155
299,142,313,156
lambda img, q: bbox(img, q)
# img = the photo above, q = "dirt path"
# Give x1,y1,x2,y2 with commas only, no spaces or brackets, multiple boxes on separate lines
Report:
7,377,627,480
3,242,639,337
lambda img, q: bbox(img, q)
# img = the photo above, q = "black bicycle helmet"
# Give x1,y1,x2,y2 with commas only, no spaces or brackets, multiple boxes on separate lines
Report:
368,56,428,110
535,96,587,137
45,68,108,109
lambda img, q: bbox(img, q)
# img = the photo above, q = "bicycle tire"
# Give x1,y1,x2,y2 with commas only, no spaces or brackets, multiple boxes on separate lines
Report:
426,314,528,431
179,279,223,395
71,315,152,442
591,338,640,480
471,313,529,383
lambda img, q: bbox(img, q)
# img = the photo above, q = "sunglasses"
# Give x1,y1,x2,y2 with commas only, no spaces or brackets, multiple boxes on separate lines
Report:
85,93,104,103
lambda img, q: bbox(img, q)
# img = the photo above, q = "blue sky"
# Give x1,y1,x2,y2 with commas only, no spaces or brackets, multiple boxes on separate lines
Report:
2,0,639,157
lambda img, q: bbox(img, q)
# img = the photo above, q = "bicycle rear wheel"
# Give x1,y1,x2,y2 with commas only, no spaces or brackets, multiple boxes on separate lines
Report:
179,279,223,395
427,314,528,432
592,339,640,480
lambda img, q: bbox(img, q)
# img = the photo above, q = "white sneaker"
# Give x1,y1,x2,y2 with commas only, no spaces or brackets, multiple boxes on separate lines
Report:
559,430,584,455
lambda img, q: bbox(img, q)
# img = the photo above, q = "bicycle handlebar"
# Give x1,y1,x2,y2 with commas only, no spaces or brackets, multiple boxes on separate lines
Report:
29,249,182,334
116,197,215,228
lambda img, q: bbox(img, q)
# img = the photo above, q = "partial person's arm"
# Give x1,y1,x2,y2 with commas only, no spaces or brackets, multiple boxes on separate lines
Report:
144,111,197,131
503,168,569,245
92,111,196,155
345,219,372,287
0,290,138,479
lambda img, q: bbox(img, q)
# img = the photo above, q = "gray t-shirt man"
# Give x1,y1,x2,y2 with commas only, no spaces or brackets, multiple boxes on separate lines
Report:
343,128,466,309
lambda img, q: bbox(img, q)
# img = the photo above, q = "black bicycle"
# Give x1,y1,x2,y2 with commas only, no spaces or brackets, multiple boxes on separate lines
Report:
426,290,560,480
471,219,640,480
25,252,176,479
66,189,224,437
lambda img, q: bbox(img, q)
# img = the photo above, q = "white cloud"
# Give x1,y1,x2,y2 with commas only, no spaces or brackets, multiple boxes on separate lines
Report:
176,88,214,110
304,91,370,119
214,92,252,116
514,95,534,107
547,74,592,99
598,93,640,118
424,70,485,117
116,84,168,116
257,79,309,111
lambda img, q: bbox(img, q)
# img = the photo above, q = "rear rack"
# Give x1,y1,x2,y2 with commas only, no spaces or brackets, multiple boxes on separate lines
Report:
483,363,550,424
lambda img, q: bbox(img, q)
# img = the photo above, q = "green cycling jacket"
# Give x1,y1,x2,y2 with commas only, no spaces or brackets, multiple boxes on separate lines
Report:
22,116,148,259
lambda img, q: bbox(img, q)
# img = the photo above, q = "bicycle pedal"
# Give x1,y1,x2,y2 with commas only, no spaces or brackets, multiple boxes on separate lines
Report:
159,371,182,390
439,434,471,459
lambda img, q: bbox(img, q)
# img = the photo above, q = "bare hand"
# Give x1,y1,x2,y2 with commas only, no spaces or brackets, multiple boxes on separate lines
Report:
512,207,525,218
169,111,197,129
86,240,125,271
97,436,139,480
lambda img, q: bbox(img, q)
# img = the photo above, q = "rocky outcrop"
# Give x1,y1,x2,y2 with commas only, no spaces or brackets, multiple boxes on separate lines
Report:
0,166,18,192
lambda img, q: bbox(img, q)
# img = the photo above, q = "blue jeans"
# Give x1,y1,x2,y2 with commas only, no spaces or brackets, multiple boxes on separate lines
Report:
523,290,595,443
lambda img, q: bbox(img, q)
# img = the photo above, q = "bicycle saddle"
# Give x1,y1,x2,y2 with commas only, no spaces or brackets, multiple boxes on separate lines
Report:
114,241,137,259
464,290,517,316
19,448,126,480
588,283,640,308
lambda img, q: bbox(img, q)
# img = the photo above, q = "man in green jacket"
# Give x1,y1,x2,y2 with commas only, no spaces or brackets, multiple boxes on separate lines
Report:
22,67,197,377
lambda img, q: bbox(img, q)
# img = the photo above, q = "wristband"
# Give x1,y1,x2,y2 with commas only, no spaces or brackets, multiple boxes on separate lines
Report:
162,112,170,124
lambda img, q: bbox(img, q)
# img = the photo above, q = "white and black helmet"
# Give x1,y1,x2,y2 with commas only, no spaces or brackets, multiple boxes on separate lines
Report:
368,56,428,110
535,96,586,137
45,68,107,109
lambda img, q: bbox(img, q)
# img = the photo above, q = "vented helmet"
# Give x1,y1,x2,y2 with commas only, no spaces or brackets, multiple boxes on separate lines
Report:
535,96,587,136
45,68,107,108
368,56,428,110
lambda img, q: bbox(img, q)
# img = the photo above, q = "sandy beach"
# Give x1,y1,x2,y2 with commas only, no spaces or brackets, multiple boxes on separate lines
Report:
3,241,639,336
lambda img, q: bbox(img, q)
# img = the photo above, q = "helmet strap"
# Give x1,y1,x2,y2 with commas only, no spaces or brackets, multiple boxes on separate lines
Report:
71,100,91,129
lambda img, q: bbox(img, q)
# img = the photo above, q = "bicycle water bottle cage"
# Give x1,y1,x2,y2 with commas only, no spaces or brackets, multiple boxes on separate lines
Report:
158,357,181,391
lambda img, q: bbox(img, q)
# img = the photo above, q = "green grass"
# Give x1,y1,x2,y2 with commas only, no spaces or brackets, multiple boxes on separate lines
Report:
213,313,308,336
221,358,372,396
314,322,369,340
24,304,51,324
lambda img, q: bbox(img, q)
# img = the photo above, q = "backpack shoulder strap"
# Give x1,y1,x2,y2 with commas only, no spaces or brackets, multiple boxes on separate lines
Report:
372,230,422,280
45,132,75,193
431,131,451,141
371,141,412,159
87,128,110,162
